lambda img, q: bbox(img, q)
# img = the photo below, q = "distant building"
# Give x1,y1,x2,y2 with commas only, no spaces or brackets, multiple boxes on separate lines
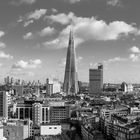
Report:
46,78,61,96
89,64,103,94
121,82,133,93
12,85,24,96
46,79,53,96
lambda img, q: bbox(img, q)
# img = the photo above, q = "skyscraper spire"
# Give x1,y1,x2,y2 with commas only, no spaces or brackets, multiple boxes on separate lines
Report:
63,30,79,95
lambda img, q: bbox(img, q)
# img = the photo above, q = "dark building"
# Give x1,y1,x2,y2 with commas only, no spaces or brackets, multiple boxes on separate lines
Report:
63,30,79,95
50,106,69,123
89,64,103,94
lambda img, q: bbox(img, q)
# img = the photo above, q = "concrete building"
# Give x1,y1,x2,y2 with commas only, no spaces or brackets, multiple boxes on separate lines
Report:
89,64,103,94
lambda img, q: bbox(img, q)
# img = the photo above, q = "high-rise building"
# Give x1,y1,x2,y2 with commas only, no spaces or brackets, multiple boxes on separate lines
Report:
0,91,9,119
46,78,53,96
89,64,103,94
32,103,42,126
63,30,79,95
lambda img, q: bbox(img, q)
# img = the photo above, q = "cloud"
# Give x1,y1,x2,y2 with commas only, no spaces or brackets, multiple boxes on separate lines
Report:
45,12,139,44
129,46,140,53
27,9,47,20
39,27,56,36
0,31,5,38
90,57,127,69
23,26,56,40
0,42,6,48
51,8,58,13
43,34,84,49
107,0,121,7
45,12,74,25
63,0,84,4
103,57,127,65
129,46,140,62
76,56,83,64
23,32,33,40
0,51,13,59
24,20,34,27
11,0,36,5
18,9,47,27
129,54,140,62
12,59,42,69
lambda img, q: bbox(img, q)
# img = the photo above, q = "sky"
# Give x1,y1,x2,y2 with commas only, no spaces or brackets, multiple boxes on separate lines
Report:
0,0,140,83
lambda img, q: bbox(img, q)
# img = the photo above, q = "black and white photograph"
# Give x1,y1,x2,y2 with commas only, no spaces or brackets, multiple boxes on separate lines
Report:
0,0,140,140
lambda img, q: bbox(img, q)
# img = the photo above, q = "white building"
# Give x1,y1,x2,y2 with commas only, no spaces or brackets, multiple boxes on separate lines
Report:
0,124,7,140
40,124,61,136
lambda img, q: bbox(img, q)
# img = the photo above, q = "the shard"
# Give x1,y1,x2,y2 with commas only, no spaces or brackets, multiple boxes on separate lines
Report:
63,30,79,95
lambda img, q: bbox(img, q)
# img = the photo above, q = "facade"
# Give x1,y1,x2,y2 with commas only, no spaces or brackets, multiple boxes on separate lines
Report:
42,106,50,124
12,103,32,120
50,105,69,123
32,103,42,126
46,78,53,96
89,64,103,94
63,30,79,95
0,91,8,119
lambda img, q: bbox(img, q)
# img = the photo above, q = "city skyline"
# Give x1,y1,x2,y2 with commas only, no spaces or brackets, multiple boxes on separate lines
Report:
0,0,140,83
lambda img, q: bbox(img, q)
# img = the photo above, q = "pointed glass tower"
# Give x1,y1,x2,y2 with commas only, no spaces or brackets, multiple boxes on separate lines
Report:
63,30,79,95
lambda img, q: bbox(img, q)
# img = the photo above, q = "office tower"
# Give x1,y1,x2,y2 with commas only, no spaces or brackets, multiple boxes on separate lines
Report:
63,30,79,95
46,78,53,96
32,103,42,126
0,91,8,119
89,64,103,94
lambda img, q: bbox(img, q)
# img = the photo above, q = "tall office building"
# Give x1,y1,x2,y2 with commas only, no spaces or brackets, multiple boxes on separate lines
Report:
46,78,53,96
32,103,42,126
63,30,79,95
0,91,9,119
89,64,103,94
